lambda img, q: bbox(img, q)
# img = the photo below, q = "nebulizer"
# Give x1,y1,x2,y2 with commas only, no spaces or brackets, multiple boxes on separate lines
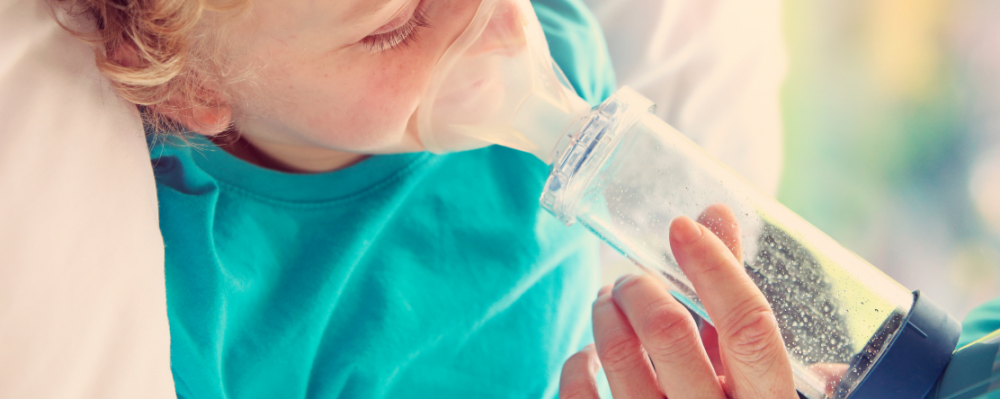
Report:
416,0,984,398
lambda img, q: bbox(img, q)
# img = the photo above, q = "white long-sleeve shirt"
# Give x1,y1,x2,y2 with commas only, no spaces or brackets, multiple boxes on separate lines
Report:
584,0,787,195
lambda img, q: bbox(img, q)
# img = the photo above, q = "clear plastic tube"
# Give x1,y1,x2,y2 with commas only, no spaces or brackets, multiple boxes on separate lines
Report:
541,88,916,399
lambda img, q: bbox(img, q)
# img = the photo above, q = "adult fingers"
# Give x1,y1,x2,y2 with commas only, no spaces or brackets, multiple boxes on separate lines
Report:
559,344,602,399
598,284,612,297
697,204,743,264
809,363,849,396
701,324,723,374
592,291,662,399
612,274,726,399
696,205,740,374
669,216,796,399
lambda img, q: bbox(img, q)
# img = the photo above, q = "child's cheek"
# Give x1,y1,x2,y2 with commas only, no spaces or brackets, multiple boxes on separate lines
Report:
356,49,437,126
304,53,427,149
368,57,422,103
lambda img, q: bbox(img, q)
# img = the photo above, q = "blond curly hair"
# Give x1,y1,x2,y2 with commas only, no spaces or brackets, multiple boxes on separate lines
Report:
56,0,253,131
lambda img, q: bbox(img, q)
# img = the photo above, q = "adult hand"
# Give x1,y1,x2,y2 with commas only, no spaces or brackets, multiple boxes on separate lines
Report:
559,204,798,399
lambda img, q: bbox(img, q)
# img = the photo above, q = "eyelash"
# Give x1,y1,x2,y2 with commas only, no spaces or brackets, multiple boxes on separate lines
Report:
361,5,430,54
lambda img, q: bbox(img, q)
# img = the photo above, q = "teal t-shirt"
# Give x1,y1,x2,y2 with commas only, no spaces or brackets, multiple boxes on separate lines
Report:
151,1,615,398
952,297,1000,399
960,297,1000,348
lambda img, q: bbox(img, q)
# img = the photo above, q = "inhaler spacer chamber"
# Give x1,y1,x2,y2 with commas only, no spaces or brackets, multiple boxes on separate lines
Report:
417,2,962,398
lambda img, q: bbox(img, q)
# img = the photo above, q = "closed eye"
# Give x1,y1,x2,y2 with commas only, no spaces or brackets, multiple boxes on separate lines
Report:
361,2,430,53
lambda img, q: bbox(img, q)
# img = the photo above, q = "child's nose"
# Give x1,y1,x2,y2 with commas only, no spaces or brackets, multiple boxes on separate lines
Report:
466,0,528,57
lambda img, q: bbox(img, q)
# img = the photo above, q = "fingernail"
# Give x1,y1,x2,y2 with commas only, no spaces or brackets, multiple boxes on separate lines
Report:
597,285,612,298
614,274,633,287
671,216,703,244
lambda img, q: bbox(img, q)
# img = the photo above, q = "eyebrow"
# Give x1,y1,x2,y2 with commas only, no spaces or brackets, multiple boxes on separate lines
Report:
343,0,399,21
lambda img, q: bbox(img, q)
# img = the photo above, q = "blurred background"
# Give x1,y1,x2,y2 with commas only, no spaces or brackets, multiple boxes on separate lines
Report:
779,0,1000,319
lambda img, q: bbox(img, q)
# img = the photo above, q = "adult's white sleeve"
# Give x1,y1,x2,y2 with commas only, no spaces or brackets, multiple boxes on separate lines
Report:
583,0,787,195
0,1,173,397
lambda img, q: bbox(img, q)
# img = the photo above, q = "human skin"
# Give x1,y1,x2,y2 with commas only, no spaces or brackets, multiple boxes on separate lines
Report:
559,205,799,399
155,0,512,173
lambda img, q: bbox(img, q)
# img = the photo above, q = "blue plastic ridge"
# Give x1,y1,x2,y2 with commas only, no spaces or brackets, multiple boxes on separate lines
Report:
849,291,961,399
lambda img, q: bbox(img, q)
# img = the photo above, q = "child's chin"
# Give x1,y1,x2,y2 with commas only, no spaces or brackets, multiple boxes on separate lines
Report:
311,130,421,155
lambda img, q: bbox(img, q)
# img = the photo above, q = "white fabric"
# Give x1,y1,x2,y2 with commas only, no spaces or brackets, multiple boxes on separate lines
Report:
0,1,172,397
584,0,787,195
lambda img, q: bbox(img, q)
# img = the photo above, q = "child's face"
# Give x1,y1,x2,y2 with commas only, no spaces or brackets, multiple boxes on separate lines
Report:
213,0,489,170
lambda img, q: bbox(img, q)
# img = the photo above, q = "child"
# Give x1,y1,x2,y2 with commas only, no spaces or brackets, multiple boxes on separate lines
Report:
65,0,615,397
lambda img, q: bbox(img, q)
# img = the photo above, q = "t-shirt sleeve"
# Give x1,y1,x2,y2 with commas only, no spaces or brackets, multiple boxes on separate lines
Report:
950,299,1000,398
960,297,1000,347
532,0,617,106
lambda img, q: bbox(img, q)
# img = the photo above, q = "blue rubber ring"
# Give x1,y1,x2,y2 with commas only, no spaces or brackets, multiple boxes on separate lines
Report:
847,291,961,399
